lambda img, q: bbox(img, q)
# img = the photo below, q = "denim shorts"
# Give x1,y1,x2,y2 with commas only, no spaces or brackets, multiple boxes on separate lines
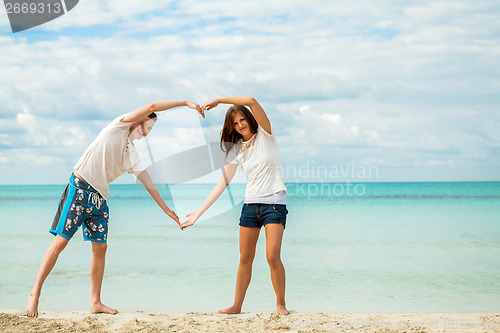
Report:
239,203,288,229
50,173,109,243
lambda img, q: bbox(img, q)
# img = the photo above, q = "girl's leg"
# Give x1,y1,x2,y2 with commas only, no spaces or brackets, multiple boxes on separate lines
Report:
264,223,288,315
219,226,260,314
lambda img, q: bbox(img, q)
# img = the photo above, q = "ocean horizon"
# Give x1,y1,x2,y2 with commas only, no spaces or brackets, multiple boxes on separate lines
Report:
1,181,499,314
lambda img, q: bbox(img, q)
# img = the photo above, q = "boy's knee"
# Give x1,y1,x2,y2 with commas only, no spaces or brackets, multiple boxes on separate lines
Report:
92,242,107,255
51,235,69,253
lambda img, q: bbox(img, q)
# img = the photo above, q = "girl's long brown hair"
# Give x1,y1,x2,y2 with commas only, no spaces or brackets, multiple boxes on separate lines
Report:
220,105,258,153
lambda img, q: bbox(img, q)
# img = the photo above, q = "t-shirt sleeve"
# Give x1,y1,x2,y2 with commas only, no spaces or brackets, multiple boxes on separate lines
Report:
127,147,145,173
258,124,273,137
101,114,134,136
115,114,135,129
131,155,145,173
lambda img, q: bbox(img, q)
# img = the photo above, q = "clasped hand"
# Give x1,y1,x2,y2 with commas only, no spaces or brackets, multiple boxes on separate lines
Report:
185,99,219,119
170,98,221,230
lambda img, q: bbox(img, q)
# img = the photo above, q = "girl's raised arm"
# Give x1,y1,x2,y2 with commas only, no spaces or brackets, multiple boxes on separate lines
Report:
202,96,271,134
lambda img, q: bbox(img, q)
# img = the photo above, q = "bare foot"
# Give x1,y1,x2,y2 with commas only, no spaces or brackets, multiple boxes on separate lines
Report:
276,304,289,315
26,293,39,318
90,302,118,315
218,306,241,314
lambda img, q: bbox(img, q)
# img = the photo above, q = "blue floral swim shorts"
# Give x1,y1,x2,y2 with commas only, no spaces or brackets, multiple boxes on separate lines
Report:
50,173,109,243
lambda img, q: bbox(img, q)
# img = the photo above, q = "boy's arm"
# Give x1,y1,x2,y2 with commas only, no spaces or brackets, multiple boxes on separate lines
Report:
134,170,182,229
121,100,203,123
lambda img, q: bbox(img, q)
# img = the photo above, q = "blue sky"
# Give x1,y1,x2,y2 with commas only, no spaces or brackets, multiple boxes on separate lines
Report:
0,0,499,184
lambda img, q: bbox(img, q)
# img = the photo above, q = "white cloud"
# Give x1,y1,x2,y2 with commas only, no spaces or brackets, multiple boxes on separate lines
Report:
3,149,65,166
414,159,455,167
43,0,173,30
350,126,360,137
485,121,500,143
1,0,499,183
16,108,37,133
50,126,88,147
322,114,342,126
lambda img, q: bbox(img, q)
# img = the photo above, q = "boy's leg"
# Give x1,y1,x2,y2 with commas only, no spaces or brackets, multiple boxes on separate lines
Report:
26,235,69,318
90,241,117,314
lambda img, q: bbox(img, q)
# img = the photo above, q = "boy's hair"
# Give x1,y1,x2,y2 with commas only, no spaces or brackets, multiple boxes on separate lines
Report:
148,112,158,122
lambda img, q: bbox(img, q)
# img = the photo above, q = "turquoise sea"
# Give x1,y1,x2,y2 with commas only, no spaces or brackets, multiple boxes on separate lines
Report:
1,182,500,314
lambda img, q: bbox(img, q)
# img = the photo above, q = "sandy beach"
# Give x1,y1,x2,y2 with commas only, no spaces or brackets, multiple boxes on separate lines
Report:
1,311,499,333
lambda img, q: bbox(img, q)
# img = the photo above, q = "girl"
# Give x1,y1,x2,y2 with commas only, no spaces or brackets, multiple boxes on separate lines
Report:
182,96,289,315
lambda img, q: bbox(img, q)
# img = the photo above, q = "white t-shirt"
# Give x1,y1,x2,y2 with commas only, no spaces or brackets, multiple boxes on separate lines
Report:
228,126,287,204
74,114,144,199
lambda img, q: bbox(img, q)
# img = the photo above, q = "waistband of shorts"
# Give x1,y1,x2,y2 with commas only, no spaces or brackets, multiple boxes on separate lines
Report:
244,203,286,207
70,173,100,194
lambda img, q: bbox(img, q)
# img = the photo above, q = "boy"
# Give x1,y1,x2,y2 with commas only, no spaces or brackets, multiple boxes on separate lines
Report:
26,100,203,317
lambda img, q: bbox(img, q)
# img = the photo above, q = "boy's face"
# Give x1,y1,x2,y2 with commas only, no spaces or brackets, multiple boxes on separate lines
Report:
139,118,155,138
130,117,155,140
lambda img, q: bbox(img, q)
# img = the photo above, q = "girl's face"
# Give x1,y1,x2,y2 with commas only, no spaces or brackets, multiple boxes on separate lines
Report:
232,112,251,139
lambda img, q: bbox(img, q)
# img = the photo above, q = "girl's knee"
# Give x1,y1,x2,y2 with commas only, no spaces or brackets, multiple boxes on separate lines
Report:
266,253,282,268
239,252,256,265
